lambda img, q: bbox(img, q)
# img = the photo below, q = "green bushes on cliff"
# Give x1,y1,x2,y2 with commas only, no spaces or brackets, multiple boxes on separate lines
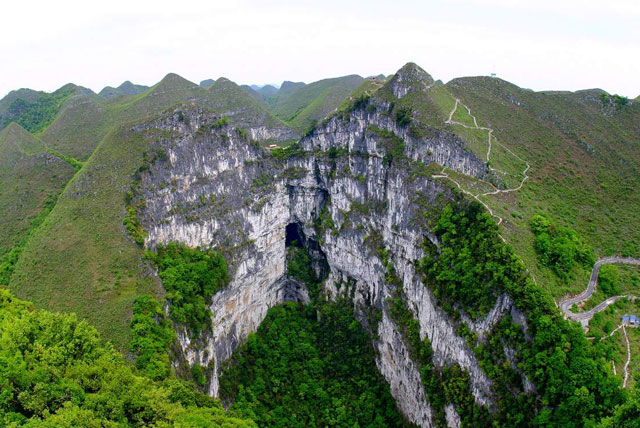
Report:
129,294,175,380
147,243,229,335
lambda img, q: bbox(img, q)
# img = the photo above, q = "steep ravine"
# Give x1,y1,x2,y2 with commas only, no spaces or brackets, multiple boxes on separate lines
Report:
135,104,521,427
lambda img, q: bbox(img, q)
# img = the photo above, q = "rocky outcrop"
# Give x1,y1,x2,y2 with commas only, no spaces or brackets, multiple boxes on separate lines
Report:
136,97,521,427
388,62,435,99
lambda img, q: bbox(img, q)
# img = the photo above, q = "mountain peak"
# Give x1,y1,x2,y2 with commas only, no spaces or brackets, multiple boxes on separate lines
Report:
118,80,135,89
156,73,197,91
214,77,233,84
200,79,215,88
388,62,434,98
0,122,44,156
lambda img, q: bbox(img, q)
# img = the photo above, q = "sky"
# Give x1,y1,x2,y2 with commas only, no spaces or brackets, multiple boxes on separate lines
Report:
1,0,639,98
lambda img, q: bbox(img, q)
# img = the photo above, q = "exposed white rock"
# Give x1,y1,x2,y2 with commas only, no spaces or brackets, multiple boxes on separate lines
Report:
445,404,461,428
137,106,528,428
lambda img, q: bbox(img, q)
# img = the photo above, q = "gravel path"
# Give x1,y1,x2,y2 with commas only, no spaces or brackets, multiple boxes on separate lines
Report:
436,98,530,226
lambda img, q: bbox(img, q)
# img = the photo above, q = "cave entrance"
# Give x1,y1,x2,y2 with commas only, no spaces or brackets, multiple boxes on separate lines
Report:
285,223,305,248
285,222,329,283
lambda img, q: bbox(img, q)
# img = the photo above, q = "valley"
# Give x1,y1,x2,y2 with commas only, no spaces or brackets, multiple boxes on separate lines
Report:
1,62,639,427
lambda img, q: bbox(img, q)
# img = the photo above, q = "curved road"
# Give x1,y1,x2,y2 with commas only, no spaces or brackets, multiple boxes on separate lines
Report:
560,257,640,322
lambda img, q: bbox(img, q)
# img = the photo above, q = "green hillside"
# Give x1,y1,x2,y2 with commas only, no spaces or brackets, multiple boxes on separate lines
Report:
241,84,279,104
205,78,293,132
268,80,305,105
270,75,364,131
0,123,75,256
200,78,216,87
99,80,149,98
0,88,41,115
441,77,640,298
0,86,76,134
7,119,165,350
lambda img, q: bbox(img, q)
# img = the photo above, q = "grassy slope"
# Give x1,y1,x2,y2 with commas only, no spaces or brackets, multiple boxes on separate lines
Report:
205,78,291,131
3,76,206,348
0,88,41,116
271,75,364,131
8,123,164,351
443,77,640,298
98,81,149,98
266,81,305,106
0,123,75,251
40,92,113,160
0,86,76,134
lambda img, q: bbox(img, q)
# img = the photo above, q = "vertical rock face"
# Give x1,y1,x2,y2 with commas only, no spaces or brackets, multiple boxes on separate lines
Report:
136,98,518,427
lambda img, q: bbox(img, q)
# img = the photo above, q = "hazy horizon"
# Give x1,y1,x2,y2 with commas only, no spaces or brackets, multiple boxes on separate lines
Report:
2,0,639,99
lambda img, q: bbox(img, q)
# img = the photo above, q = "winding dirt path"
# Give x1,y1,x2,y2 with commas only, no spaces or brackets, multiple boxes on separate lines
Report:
601,323,633,387
559,257,640,321
436,98,530,225
623,325,631,388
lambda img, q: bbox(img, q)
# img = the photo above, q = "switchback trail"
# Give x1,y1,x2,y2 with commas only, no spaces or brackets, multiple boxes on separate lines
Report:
600,323,632,387
435,98,530,225
560,257,640,322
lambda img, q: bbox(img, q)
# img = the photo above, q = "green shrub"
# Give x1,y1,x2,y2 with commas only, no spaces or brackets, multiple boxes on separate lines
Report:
395,106,412,127
530,214,595,278
270,142,304,161
598,265,620,295
350,93,371,111
211,116,229,129
191,362,207,386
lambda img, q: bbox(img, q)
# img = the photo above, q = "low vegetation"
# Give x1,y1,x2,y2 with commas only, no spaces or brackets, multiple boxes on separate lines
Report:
219,300,408,428
129,294,176,380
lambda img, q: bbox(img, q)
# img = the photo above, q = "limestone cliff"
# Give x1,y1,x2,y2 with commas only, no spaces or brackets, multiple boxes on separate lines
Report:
134,70,526,427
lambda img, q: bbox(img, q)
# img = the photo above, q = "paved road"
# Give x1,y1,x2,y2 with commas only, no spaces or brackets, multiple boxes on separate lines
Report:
560,257,640,321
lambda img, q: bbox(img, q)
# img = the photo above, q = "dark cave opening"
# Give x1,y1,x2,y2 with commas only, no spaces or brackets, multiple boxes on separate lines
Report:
285,223,305,248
